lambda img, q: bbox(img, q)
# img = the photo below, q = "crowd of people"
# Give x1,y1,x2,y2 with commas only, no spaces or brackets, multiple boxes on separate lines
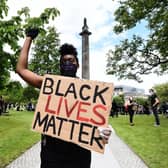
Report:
0,97,35,115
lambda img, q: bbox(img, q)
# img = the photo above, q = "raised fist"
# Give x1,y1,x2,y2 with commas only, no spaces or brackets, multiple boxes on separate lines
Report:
25,28,39,39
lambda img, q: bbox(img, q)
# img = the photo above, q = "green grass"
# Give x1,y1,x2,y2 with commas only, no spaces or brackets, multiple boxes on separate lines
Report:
0,110,40,168
0,111,167,168
109,114,168,168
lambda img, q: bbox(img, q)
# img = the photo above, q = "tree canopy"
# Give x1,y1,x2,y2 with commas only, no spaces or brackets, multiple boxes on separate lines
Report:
29,26,60,75
106,0,168,82
22,85,39,103
0,1,60,88
154,82,168,103
2,81,23,103
0,81,39,104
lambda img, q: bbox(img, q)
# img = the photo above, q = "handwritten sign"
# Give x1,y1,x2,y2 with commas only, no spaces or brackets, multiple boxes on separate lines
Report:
32,74,113,153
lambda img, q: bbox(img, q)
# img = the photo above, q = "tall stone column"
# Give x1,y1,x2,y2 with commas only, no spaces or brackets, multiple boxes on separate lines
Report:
79,18,91,79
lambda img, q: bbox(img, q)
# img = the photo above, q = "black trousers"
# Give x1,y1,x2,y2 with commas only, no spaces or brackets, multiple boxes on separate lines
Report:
41,161,91,168
40,135,91,168
152,106,160,125
128,110,134,123
0,108,2,115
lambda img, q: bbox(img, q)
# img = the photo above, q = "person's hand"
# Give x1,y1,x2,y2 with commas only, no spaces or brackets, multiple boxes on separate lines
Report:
98,125,113,144
25,28,39,39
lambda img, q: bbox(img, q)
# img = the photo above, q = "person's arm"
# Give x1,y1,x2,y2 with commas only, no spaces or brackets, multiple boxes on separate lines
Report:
153,97,160,107
16,37,43,88
127,100,132,106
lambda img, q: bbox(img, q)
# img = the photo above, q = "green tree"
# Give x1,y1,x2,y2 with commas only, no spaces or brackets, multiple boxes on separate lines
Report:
107,0,168,82
113,95,124,107
154,83,168,103
0,2,60,89
3,81,23,103
29,26,60,75
22,85,39,103
135,97,147,106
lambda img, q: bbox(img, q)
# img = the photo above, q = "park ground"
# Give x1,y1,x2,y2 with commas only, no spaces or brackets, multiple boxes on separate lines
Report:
0,110,168,168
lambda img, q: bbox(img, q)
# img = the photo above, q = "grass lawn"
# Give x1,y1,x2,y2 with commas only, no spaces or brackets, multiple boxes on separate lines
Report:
109,114,168,168
0,110,40,168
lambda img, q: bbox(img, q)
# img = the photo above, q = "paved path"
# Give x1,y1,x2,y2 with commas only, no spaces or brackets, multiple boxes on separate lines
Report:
6,130,148,168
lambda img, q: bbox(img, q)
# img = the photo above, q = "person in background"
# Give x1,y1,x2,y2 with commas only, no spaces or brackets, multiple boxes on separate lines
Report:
16,28,112,168
127,96,135,126
111,99,119,117
0,96,4,116
161,101,168,118
149,88,160,126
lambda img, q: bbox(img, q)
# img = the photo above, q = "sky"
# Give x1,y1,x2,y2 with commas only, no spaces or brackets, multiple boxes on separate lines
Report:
7,0,168,93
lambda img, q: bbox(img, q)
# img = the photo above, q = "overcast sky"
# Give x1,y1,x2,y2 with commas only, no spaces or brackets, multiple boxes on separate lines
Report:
7,0,168,92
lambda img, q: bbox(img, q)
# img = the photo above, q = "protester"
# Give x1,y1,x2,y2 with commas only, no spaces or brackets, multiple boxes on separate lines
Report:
16,28,112,168
27,102,33,111
148,88,160,126
111,99,119,117
127,96,136,126
161,101,168,117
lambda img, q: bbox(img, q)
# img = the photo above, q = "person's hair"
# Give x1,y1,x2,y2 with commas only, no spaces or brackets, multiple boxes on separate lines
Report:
149,88,154,92
59,43,79,64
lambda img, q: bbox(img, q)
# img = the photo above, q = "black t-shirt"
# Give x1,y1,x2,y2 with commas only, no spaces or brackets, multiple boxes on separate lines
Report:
127,99,133,110
149,93,158,106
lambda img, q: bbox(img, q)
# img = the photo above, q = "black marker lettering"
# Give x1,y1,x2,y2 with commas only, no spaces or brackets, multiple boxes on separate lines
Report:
45,115,56,134
56,117,68,136
33,112,49,132
69,120,79,140
64,83,77,99
90,126,103,149
55,80,64,96
93,85,109,105
79,84,91,101
78,123,92,145
43,78,54,94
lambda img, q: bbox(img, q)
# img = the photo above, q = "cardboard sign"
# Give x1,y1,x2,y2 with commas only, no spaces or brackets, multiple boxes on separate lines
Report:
32,74,113,153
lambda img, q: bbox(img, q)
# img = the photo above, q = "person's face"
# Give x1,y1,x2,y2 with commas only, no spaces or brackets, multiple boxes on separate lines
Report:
149,90,154,95
60,54,79,77
61,54,79,67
